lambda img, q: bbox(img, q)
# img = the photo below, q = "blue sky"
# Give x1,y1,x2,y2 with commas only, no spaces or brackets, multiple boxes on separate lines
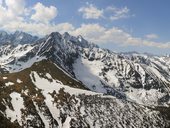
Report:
0,0,170,55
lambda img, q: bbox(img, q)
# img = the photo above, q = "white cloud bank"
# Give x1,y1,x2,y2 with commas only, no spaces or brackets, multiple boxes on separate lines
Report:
72,24,170,49
0,0,169,49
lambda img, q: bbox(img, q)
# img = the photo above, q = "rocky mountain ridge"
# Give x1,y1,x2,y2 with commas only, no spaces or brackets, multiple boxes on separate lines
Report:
0,31,170,127
0,31,38,45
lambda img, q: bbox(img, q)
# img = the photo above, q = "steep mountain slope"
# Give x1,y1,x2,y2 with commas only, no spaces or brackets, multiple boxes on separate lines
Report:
0,31,170,127
1,31,169,106
0,60,169,127
73,48,170,106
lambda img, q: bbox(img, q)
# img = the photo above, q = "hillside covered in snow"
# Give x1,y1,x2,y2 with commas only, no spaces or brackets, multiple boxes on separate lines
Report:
0,31,170,127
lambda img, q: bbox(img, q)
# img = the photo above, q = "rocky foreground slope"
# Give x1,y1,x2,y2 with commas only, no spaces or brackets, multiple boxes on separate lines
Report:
0,31,170,127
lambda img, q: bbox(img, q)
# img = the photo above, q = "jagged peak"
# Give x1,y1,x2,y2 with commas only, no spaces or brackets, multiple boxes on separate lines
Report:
13,30,23,35
62,32,72,41
63,32,70,37
46,31,98,49
50,31,62,38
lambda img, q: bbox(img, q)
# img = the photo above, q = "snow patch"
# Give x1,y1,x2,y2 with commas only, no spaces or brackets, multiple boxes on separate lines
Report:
30,71,97,95
3,77,7,79
16,79,23,83
5,82,14,86
73,56,107,93
126,88,166,106
46,73,52,79
62,116,71,128
5,92,24,125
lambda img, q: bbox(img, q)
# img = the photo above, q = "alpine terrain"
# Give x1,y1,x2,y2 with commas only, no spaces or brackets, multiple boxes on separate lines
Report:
0,31,170,128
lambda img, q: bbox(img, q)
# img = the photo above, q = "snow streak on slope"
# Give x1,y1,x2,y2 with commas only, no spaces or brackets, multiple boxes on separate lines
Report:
73,56,107,93
30,71,97,95
5,92,24,125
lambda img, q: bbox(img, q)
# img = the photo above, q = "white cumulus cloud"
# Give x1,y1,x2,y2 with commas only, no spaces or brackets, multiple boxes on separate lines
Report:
31,2,57,23
0,0,61,35
145,34,158,39
0,0,26,25
5,0,26,15
78,4,103,19
79,4,132,21
106,6,131,20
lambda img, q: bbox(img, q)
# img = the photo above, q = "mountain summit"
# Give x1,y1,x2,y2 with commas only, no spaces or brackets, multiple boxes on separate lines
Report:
0,31,170,127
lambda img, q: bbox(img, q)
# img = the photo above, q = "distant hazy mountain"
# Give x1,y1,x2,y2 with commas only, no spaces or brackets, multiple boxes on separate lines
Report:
0,31,38,45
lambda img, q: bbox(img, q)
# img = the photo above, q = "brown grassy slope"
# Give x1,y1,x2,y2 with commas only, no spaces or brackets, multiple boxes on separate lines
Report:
0,59,88,93
0,59,88,127
0,59,89,109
